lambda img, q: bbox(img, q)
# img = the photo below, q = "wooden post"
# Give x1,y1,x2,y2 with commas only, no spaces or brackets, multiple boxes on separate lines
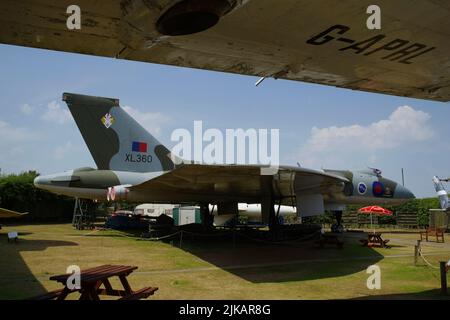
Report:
440,261,447,295
179,230,183,249
414,240,421,266
414,246,417,266
414,245,418,266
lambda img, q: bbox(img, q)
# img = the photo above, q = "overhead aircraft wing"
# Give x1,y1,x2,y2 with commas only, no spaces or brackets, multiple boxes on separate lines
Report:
0,0,449,101
129,164,348,204
0,208,28,218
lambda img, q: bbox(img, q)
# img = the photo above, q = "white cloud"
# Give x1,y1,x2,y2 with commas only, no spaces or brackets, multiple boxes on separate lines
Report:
0,120,40,143
123,105,170,136
298,105,434,168
20,103,34,115
53,141,73,160
10,146,25,157
41,101,71,124
0,120,41,168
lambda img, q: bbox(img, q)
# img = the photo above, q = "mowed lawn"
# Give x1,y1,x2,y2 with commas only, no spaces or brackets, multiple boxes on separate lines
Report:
0,223,449,300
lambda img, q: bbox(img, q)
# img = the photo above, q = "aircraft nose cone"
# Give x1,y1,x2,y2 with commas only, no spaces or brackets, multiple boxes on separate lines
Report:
33,176,41,186
34,175,49,187
395,184,415,199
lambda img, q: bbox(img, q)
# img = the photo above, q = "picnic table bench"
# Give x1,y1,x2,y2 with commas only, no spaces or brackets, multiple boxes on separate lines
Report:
118,287,159,300
316,232,344,249
30,289,66,301
359,233,390,248
29,264,158,300
420,227,445,243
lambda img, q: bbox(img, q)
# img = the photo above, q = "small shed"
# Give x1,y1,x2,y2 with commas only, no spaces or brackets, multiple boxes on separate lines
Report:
173,206,202,226
429,209,449,230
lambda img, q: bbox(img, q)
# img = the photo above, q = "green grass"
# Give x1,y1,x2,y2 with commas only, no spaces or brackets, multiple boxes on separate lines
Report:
0,223,449,300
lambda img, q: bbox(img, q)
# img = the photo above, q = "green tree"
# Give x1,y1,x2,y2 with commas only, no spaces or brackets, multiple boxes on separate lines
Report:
0,171,74,221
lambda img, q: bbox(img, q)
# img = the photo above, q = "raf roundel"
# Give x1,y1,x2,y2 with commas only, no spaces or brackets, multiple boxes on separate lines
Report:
358,182,367,195
372,181,385,196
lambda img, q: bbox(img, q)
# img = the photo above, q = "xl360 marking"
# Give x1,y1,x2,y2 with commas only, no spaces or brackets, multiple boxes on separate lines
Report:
125,153,153,163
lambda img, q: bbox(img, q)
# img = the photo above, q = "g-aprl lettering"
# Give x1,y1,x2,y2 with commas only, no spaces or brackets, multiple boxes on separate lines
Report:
306,24,435,65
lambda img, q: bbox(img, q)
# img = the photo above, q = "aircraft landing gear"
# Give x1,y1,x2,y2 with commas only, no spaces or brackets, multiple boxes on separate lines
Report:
331,210,344,233
72,198,95,230
200,203,214,230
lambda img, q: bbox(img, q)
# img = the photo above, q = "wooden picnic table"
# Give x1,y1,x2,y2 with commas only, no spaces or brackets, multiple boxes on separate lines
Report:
31,264,158,300
360,232,390,248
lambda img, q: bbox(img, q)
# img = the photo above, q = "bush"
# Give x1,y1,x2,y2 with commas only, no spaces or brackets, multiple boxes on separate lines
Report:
0,171,74,222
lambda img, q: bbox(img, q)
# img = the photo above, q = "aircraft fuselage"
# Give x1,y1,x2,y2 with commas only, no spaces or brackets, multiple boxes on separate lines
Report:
34,167,414,207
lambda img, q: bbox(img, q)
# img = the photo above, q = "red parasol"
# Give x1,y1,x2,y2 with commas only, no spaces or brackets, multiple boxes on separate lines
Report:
358,206,393,233
358,206,393,215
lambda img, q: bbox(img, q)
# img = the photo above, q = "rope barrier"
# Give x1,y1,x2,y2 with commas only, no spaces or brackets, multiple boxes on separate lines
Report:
417,247,443,282
99,226,320,246
138,230,182,241
418,247,440,269
180,230,235,237
94,227,178,241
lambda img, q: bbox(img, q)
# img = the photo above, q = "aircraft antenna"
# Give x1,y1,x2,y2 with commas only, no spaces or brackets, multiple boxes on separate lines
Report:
401,168,405,186
255,76,266,86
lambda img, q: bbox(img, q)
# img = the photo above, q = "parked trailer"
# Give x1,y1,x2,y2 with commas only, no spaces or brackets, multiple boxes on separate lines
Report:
133,203,176,218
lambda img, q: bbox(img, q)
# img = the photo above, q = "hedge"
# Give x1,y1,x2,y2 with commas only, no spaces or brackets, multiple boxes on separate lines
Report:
0,171,74,222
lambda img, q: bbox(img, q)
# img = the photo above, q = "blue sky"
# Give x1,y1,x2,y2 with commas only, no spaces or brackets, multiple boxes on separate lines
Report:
0,44,449,198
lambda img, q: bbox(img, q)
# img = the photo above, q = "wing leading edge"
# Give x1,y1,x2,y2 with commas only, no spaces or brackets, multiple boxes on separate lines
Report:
129,164,348,205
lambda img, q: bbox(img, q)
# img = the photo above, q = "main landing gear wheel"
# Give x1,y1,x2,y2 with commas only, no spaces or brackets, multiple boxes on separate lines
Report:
331,210,344,233
200,203,214,230
331,223,344,233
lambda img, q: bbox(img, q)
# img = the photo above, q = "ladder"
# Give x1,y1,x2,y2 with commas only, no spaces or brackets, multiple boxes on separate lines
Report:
72,198,95,230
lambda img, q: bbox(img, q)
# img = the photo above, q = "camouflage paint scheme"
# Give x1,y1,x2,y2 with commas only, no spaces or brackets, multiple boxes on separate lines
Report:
34,93,414,220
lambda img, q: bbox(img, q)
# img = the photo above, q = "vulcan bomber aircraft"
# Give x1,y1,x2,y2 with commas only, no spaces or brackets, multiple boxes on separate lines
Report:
34,93,415,228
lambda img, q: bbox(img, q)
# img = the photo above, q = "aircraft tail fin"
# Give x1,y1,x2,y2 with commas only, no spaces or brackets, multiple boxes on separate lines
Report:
63,93,179,173
432,176,449,210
